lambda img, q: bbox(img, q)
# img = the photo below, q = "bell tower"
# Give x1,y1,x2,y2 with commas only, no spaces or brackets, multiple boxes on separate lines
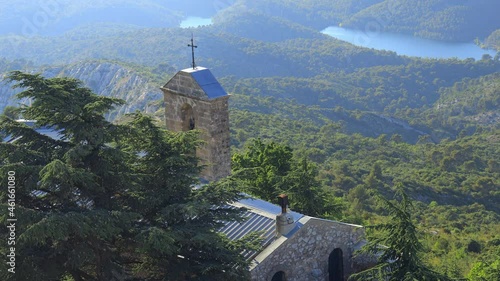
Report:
161,66,231,181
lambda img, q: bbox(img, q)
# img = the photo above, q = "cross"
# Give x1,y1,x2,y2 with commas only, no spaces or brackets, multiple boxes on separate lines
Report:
187,34,197,69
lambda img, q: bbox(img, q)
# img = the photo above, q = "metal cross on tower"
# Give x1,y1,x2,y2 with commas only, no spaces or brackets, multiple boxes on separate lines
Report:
188,34,197,69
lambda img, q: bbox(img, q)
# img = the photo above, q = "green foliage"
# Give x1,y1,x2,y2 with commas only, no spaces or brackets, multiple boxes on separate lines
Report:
0,72,254,281
228,92,500,278
1,106,20,120
279,157,325,216
468,247,500,281
339,0,500,42
350,186,450,281
412,73,500,137
230,58,500,115
232,138,293,202
232,139,329,217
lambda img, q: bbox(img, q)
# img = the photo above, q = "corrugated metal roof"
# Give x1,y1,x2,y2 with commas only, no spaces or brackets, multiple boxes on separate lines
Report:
219,210,276,260
219,197,305,261
238,197,304,222
182,67,228,99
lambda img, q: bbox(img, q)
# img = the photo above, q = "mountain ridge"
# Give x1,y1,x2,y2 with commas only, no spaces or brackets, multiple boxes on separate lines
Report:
0,60,165,119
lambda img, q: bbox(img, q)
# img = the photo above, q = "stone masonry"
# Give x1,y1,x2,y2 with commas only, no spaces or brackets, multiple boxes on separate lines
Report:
251,218,366,281
161,67,231,181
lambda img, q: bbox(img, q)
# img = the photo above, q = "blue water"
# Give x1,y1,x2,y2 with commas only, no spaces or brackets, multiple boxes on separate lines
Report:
180,17,212,28
322,26,496,60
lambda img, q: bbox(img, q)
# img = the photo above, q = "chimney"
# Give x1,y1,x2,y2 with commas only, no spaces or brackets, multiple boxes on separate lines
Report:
277,194,288,214
276,194,296,236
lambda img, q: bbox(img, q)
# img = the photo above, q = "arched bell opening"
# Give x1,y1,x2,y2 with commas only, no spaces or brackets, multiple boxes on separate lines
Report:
180,103,195,131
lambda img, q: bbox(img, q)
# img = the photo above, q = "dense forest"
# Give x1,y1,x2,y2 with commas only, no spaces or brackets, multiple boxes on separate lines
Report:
1,0,498,44
233,0,500,43
228,93,500,279
0,0,226,36
0,0,499,279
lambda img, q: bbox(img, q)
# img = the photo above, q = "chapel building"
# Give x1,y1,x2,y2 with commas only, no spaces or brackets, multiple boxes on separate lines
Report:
161,65,374,280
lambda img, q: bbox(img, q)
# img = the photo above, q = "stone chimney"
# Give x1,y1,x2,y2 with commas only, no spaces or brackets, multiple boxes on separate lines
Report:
276,194,296,236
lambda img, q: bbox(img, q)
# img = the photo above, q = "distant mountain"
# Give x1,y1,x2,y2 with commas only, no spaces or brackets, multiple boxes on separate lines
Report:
0,24,409,77
0,0,498,142
0,58,434,143
341,0,500,42
0,0,234,36
212,6,321,42
1,0,497,43
0,60,166,119
240,0,500,43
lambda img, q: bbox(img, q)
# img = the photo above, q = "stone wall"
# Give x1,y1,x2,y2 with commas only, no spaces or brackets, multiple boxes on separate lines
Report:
162,86,230,181
206,96,231,180
162,71,207,100
251,218,366,281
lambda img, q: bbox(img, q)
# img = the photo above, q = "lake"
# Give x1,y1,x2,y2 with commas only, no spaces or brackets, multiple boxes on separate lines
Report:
180,17,212,28
322,26,496,60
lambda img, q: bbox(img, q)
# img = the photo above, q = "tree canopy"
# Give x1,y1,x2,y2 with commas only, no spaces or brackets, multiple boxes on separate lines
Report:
349,185,450,281
232,138,328,217
0,71,256,281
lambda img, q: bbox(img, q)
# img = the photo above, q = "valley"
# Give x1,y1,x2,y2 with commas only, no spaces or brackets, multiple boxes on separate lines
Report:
0,0,499,279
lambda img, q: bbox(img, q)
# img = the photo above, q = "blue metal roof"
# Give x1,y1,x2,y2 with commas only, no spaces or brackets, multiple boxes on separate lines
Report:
183,67,228,99
238,197,304,222
219,209,276,260
219,196,305,261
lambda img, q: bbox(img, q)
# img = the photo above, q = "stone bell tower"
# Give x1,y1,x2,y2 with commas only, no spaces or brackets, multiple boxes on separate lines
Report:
161,66,231,181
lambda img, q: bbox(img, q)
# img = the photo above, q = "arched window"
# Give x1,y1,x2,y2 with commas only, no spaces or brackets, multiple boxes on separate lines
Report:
180,103,195,131
329,248,344,281
271,271,287,281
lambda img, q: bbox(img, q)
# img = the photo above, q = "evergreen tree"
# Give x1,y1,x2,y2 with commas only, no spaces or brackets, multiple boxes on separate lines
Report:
233,140,330,216
118,113,259,280
0,72,256,281
232,139,293,202
279,157,325,216
468,246,500,281
349,184,450,281
2,106,20,120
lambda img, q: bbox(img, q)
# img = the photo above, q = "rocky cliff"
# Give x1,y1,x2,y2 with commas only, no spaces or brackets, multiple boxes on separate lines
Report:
0,61,164,120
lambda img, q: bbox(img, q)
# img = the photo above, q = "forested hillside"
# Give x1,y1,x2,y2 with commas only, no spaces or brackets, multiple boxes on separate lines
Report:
0,0,499,279
340,0,500,42
0,60,168,120
232,0,500,43
228,93,500,278
0,25,408,75
412,73,500,137
2,0,498,43
0,0,228,36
